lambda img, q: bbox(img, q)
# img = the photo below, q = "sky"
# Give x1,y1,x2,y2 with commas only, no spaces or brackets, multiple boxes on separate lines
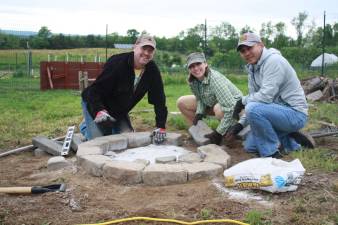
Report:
1,0,338,38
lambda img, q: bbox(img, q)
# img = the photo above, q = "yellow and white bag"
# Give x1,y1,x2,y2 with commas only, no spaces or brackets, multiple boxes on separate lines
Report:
224,158,305,193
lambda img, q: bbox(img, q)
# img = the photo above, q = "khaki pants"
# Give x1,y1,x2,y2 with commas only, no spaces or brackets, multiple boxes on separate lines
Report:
176,95,224,126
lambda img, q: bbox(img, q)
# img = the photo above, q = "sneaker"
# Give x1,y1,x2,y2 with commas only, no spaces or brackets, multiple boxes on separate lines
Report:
289,131,316,149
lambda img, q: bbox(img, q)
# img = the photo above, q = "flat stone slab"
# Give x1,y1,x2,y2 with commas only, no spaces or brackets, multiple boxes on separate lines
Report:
177,152,202,163
103,161,146,184
198,144,231,169
181,162,223,180
121,132,151,148
32,136,62,156
155,155,176,164
188,121,213,146
142,164,187,186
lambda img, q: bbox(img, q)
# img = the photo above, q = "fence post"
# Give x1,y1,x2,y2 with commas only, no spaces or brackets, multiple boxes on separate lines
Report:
83,71,89,88
78,71,84,92
27,50,32,76
15,52,18,73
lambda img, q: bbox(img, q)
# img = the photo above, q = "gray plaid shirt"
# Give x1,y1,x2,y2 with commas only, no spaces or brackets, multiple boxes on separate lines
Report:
189,69,243,135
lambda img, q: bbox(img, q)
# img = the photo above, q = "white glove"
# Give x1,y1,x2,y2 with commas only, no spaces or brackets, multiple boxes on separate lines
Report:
94,110,116,123
152,128,166,144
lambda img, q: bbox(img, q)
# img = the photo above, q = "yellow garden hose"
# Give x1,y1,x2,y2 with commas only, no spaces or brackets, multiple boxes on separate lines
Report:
78,216,249,225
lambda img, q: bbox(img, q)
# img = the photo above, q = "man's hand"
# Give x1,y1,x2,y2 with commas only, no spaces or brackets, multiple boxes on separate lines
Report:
94,110,116,124
232,99,245,120
193,114,204,125
152,128,166,144
225,123,243,140
205,130,223,145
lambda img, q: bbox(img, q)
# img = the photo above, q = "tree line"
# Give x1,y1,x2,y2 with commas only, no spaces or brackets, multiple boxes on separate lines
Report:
1,12,337,68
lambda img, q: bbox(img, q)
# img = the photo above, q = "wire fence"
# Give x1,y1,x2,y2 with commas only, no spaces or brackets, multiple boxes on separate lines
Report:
0,48,337,91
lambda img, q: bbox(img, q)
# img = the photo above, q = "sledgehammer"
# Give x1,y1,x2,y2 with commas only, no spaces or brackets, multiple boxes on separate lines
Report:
0,183,66,194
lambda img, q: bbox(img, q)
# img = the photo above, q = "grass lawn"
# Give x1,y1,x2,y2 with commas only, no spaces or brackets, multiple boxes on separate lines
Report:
0,73,337,173
0,73,247,150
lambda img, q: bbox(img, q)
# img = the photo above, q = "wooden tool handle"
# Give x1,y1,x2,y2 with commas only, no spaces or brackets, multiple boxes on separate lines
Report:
0,187,32,194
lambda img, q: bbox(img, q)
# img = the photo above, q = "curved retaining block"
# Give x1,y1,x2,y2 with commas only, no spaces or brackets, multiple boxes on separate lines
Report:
77,132,231,186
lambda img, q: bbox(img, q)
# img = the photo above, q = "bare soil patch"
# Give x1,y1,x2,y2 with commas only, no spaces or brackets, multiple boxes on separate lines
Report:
0,130,337,225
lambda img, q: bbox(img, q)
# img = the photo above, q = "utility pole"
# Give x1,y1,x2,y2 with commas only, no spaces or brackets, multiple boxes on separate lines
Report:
106,24,108,62
321,11,326,76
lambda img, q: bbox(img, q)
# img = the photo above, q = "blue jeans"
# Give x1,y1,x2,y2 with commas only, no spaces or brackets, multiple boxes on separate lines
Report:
80,101,133,140
244,102,307,157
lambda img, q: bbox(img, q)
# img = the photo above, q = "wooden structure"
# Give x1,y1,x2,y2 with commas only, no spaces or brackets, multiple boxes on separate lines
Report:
40,61,104,90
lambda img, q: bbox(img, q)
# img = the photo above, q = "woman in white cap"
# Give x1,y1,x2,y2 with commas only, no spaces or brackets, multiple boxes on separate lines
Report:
177,52,244,145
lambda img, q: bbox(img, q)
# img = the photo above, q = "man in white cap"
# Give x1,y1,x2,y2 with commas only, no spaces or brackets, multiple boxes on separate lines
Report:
80,34,167,144
231,32,315,158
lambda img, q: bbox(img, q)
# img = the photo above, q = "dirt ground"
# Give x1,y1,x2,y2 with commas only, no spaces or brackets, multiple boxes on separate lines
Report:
0,130,337,225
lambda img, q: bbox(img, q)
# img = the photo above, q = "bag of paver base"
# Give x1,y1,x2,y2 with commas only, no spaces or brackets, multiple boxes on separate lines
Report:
223,158,305,193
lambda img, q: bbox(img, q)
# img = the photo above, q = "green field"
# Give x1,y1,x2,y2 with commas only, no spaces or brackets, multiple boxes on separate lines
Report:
0,73,248,149
1,58,338,173
0,48,126,76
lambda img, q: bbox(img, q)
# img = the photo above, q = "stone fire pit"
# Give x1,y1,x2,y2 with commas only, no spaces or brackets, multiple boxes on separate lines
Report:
77,132,231,186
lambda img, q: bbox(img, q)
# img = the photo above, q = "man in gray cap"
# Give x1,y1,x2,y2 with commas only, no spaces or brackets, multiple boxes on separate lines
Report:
231,32,315,158
80,34,168,144
177,52,243,145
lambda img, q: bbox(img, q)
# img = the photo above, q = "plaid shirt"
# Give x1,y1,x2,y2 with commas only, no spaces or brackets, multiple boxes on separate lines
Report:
189,69,243,135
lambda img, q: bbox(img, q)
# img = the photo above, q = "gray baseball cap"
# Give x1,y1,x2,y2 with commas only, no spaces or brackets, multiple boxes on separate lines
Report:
186,52,206,68
237,32,262,51
135,34,156,49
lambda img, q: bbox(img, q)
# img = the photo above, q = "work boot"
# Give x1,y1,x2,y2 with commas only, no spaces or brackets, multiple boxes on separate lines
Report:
264,150,284,159
289,131,316,149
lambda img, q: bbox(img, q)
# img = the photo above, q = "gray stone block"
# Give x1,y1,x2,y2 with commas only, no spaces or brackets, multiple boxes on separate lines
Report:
34,148,50,157
102,161,146,184
181,162,223,180
238,125,250,140
142,164,187,186
188,121,213,146
71,133,84,152
95,135,128,152
121,132,151,148
32,136,62,156
155,155,176,164
198,144,231,169
77,134,128,156
177,152,202,163
77,155,111,177
77,145,103,157
306,90,323,101
164,132,183,146
47,156,72,171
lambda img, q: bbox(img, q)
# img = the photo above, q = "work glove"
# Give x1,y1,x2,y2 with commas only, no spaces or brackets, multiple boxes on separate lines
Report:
232,99,245,120
193,114,204,125
225,123,243,140
152,128,166,144
94,110,116,126
205,130,223,145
